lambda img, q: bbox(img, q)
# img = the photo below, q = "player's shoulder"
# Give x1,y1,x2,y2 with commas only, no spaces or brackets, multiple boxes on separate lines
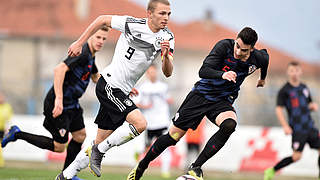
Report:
214,39,233,50
125,16,147,24
252,48,269,62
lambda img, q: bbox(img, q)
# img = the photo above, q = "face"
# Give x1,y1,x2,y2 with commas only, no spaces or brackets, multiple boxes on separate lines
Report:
147,2,171,31
287,65,302,82
146,66,157,82
234,38,253,61
88,29,108,53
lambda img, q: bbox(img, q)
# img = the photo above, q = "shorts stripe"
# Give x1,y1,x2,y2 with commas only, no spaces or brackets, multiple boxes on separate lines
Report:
104,83,126,112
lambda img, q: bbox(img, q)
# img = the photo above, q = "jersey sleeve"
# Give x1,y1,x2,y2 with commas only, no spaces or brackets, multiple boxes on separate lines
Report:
111,15,128,33
305,85,313,103
276,87,287,106
168,31,175,55
198,40,228,79
92,62,98,74
64,44,89,69
256,49,269,80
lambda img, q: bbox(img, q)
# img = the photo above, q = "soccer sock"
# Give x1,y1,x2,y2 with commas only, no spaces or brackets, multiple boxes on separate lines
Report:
193,119,236,167
97,122,140,153
138,133,177,170
63,146,89,179
15,131,54,151
318,155,320,178
63,139,83,170
274,156,293,171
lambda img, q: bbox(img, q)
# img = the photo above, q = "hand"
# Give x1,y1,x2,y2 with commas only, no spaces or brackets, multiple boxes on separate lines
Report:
283,125,292,135
222,71,237,83
52,97,63,118
160,40,170,58
256,79,265,87
68,41,82,57
309,102,318,111
129,88,139,97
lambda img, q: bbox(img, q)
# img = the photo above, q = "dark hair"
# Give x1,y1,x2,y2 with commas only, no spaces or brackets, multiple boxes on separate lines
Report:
237,27,258,47
288,61,300,67
147,0,170,12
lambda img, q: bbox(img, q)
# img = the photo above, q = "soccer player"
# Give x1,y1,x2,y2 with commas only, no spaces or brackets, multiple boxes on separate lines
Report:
134,64,173,178
55,0,174,179
1,27,109,180
127,27,269,180
264,61,320,180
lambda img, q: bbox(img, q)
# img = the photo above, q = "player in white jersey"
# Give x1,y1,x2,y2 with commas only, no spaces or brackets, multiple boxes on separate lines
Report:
133,64,173,178
55,0,174,179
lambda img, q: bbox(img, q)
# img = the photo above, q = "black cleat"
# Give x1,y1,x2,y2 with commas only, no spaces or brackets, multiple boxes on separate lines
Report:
55,172,70,180
127,164,145,180
187,164,204,180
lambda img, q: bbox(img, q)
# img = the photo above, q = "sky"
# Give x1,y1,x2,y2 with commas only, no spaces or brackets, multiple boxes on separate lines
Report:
130,0,320,62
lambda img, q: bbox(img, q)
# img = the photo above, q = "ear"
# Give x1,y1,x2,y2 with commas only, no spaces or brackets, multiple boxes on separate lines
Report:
147,10,152,18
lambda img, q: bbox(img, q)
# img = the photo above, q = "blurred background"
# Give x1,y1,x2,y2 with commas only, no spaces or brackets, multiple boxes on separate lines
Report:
0,0,320,179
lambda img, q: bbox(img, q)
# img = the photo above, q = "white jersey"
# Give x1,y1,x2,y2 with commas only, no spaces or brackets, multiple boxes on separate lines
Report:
134,80,171,130
101,16,175,95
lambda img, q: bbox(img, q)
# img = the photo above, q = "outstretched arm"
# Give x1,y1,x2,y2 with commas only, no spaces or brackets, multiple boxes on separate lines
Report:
68,15,112,57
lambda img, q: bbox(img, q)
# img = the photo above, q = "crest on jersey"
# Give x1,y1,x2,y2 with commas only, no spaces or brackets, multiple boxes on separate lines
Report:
155,37,164,49
303,88,309,98
124,99,133,106
293,142,300,150
59,128,66,137
248,65,257,74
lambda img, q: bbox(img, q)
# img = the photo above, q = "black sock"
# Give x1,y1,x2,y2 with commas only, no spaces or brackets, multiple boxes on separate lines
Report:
15,131,54,151
193,119,236,167
63,139,82,170
138,133,177,170
274,156,293,171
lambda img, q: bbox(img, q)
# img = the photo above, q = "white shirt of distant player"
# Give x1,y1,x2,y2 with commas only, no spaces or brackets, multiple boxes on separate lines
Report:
134,80,171,130
100,15,175,95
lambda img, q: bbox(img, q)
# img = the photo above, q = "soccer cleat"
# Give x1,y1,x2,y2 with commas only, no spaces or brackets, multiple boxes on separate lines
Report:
55,172,70,180
187,164,204,180
264,167,275,180
86,144,104,177
127,164,145,180
1,125,21,148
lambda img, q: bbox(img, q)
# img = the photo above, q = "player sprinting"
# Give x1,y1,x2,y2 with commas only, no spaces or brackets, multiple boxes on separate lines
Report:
127,27,269,180
1,27,109,180
55,0,174,179
133,64,173,178
264,61,320,180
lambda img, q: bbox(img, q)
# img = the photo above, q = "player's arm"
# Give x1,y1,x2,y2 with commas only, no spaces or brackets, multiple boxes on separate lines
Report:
52,62,69,118
306,88,318,111
199,40,236,82
256,49,269,87
276,88,292,135
161,40,173,77
68,15,112,57
90,63,100,83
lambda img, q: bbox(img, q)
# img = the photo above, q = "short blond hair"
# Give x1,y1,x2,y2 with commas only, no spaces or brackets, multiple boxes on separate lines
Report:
147,0,170,12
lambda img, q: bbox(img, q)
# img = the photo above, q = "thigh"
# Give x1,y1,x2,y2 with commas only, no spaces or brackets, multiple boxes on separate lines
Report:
307,128,320,149
69,107,85,132
172,92,207,131
206,100,236,126
291,132,308,152
43,113,70,144
94,77,137,130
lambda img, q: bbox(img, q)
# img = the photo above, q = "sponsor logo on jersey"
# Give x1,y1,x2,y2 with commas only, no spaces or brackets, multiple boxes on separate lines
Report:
124,99,133,106
59,128,67,137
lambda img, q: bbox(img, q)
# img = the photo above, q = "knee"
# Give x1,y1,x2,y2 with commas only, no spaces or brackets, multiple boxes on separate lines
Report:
220,118,237,134
54,142,66,152
135,118,147,133
292,153,302,162
73,131,86,143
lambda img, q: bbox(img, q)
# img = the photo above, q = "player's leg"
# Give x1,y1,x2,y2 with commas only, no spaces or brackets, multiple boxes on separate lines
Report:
189,111,237,180
305,128,320,179
127,125,183,180
63,108,86,170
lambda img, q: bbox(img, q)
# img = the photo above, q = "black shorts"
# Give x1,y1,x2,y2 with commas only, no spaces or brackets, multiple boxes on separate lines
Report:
94,77,137,130
292,128,320,152
0,131,4,139
145,127,167,147
172,91,235,131
43,107,85,144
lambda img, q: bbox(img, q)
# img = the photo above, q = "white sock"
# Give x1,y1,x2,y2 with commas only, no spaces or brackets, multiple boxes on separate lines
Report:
161,148,172,174
63,146,89,179
97,122,140,153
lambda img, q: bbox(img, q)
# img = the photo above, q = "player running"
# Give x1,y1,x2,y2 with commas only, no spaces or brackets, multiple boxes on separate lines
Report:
55,0,174,179
127,27,269,180
264,61,320,180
